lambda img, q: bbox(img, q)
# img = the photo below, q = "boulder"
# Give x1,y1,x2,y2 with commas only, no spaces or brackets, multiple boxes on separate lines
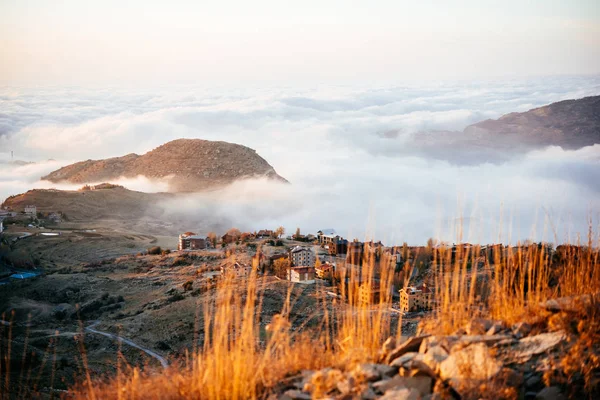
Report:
508,331,566,363
379,388,421,400
422,345,449,374
351,363,390,382
389,352,419,368
535,386,566,400
281,390,311,400
373,376,433,395
439,343,502,391
465,318,494,335
387,335,431,363
512,322,532,338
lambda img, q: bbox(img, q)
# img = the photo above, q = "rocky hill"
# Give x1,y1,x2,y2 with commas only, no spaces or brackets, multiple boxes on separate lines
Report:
42,139,287,192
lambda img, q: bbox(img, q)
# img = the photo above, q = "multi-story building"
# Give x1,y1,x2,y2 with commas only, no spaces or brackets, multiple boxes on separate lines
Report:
399,284,433,312
358,282,382,305
289,246,315,267
315,262,335,280
220,262,252,278
178,232,210,250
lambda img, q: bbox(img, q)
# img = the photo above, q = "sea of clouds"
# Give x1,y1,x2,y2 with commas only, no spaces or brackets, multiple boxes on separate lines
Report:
1,76,600,245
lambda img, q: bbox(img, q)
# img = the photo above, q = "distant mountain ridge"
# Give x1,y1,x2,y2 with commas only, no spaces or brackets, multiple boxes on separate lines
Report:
42,139,288,192
410,95,600,164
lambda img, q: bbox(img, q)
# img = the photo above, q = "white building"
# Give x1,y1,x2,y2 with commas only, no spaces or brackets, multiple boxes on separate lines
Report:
0,220,3,234
220,262,252,278
290,246,315,267
24,205,37,215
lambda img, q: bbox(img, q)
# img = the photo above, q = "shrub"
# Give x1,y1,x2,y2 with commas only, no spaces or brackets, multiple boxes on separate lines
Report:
147,246,162,255
182,280,193,291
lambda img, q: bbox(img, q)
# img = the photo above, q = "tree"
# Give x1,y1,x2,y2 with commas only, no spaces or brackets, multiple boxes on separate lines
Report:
294,227,301,239
402,242,409,263
227,228,242,238
273,258,291,279
275,226,285,239
207,232,217,247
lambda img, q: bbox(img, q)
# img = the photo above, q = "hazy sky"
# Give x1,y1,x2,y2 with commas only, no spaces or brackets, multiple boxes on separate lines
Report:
1,0,599,85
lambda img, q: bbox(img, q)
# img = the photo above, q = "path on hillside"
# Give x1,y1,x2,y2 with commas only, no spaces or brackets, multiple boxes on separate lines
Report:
85,321,169,369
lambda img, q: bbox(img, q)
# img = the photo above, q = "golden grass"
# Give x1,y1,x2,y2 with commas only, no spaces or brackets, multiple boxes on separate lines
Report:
4,225,597,399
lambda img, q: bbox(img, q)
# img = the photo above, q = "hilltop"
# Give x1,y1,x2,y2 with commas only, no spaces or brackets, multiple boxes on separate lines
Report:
42,139,288,192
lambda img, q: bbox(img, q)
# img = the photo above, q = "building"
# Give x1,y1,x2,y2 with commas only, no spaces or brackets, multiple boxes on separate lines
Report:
47,212,62,223
256,230,274,239
178,232,210,250
287,266,315,284
24,205,37,215
220,262,252,278
221,232,238,244
0,220,3,234
328,238,348,256
399,284,433,312
289,246,315,267
358,282,382,305
346,241,364,265
317,229,339,245
315,262,335,280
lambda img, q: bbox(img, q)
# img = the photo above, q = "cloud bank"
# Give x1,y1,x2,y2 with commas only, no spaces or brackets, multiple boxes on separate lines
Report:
1,77,599,244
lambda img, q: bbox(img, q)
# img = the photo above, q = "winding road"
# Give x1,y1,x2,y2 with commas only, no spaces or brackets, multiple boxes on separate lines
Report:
85,321,169,369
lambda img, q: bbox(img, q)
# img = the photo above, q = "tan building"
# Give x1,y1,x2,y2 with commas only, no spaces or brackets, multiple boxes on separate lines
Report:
178,232,209,250
315,262,335,280
289,246,315,267
358,282,382,305
220,262,252,278
287,266,315,284
399,284,433,312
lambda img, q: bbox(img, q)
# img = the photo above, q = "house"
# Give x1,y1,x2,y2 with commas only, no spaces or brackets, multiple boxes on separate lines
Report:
0,210,16,218
221,232,238,244
256,230,274,239
289,246,315,267
24,205,37,215
178,232,210,250
315,262,335,279
220,262,252,278
0,220,3,234
287,266,315,284
399,284,433,312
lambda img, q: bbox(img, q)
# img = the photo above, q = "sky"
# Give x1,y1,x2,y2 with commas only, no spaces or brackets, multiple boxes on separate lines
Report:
1,1,599,85
0,1,599,245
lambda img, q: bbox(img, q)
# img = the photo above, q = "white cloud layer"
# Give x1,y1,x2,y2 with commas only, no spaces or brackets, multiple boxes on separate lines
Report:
1,77,599,244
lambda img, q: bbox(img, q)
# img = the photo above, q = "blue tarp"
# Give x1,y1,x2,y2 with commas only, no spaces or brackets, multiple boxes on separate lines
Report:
10,272,37,279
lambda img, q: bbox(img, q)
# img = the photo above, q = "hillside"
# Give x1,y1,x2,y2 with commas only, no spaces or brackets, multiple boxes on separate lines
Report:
42,139,288,192
464,95,600,149
411,95,600,164
1,185,172,221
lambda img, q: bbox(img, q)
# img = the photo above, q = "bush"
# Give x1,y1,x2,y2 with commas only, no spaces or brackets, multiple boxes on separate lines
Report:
161,249,171,255
172,255,189,267
182,280,194,291
147,246,162,255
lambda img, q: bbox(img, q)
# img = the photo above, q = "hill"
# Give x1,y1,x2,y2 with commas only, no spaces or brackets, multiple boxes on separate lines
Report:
410,95,600,164
42,139,288,192
464,95,600,149
1,185,172,221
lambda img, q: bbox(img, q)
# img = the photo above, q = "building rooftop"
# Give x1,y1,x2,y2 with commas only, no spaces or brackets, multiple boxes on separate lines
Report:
318,229,336,235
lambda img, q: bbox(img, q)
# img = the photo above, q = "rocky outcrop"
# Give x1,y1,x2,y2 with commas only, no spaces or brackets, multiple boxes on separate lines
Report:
268,315,579,400
42,139,288,192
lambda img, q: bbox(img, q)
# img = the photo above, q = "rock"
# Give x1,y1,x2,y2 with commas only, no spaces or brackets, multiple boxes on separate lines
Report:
419,336,458,354
423,394,443,400
512,322,532,338
465,318,494,335
387,335,431,363
496,367,523,388
305,368,344,394
439,343,502,391
390,352,419,369
336,376,356,395
352,363,385,382
422,345,449,374
373,376,433,395
535,386,566,400
379,388,421,400
281,390,311,400
486,321,504,336
508,331,566,363
540,293,596,313
526,375,542,388
361,387,378,399
379,336,397,360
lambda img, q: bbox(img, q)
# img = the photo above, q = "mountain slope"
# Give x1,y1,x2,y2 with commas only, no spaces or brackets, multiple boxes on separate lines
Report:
464,95,600,149
42,139,287,192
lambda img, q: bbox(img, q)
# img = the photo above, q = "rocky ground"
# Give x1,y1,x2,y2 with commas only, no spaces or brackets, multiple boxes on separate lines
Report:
269,297,600,400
